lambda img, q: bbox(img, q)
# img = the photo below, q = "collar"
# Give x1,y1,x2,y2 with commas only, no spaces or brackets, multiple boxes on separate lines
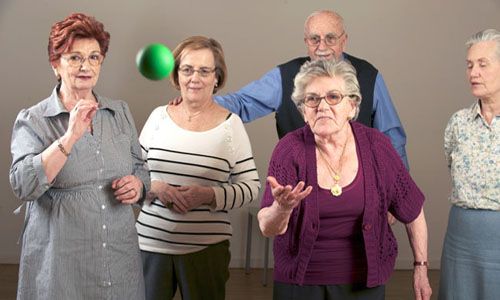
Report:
42,85,118,117
468,100,482,120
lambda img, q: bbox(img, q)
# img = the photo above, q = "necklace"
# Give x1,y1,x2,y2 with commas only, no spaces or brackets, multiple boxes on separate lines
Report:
317,134,350,197
183,106,203,122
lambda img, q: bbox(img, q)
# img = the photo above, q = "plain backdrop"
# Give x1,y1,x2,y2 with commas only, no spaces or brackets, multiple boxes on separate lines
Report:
1,0,499,270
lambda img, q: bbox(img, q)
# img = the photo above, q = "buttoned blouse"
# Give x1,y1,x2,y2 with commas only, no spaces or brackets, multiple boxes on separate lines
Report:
444,101,499,210
9,86,150,300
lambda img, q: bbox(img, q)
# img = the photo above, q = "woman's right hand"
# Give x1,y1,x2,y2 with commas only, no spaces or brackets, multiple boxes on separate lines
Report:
65,99,98,142
168,96,183,106
150,181,188,213
257,176,312,237
268,176,312,212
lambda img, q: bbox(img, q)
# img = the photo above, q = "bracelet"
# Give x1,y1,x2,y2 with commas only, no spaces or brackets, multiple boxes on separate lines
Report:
57,139,70,157
413,261,428,267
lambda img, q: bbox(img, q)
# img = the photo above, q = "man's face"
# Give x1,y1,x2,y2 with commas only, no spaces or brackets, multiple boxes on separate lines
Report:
304,13,347,61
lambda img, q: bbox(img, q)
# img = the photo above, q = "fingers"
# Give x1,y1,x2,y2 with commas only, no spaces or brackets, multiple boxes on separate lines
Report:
267,177,289,198
170,190,189,214
267,176,279,188
169,96,183,106
271,179,312,211
387,212,397,225
67,99,99,139
297,185,313,200
290,181,305,194
73,99,98,117
84,105,98,121
154,184,189,214
113,175,142,204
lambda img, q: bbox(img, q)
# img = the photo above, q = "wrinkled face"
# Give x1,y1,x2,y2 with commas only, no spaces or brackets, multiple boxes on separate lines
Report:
53,38,102,93
178,48,217,102
304,13,347,61
466,41,500,101
302,76,356,138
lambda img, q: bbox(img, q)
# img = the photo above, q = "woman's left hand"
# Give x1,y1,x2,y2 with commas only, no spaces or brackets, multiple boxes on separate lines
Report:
112,175,143,204
413,267,432,300
175,185,215,213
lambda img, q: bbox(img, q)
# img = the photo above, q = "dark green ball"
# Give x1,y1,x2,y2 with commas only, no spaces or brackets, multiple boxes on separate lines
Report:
136,43,174,81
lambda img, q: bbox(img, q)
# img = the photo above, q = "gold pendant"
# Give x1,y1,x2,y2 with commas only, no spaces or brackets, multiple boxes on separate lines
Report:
331,184,342,196
333,174,340,181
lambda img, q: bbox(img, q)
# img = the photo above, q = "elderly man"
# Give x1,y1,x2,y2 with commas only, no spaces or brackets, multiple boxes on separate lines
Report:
214,10,408,168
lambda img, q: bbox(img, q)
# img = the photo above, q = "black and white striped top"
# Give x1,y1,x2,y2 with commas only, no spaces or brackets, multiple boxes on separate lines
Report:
136,106,261,254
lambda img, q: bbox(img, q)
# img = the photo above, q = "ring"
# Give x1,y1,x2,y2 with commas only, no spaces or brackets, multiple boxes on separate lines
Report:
166,201,174,209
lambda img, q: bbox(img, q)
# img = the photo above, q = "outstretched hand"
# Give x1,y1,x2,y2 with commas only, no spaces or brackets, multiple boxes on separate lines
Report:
267,176,312,212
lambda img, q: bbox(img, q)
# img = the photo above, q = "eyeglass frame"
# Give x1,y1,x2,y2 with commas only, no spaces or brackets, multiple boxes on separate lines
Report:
61,52,104,68
178,65,217,77
305,31,346,47
302,90,354,108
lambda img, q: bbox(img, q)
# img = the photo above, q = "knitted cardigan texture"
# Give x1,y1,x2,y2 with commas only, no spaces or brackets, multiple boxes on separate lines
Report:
261,122,425,287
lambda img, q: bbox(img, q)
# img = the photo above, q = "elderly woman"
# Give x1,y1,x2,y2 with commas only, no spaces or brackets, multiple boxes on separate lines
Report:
438,29,500,300
9,13,149,299
257,60,432,300
136,36,261,300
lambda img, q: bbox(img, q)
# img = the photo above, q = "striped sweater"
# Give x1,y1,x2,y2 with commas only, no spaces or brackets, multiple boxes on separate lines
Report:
136,105,261,254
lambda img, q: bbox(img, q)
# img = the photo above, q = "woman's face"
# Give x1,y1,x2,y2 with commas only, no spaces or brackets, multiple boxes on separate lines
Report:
466,41,500,101
53,38,102,94
302,76,356,138
178,48,217,102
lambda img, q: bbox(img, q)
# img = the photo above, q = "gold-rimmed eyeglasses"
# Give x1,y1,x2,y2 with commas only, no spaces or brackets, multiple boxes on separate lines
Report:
302,90,353,108
62,53,104,68
179,66,216,77
305,31,345,47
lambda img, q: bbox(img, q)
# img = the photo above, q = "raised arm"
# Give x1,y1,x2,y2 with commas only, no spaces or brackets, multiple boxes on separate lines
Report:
214,68,282,122
10,100,97,201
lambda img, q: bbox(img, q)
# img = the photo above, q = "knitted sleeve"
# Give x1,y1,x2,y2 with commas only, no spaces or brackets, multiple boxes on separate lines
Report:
373,132,425,223
261,133,303,208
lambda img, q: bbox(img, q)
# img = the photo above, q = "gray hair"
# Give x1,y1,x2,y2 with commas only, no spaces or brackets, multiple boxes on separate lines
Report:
465,29,500,59
304,10,346,36
291,59,362,119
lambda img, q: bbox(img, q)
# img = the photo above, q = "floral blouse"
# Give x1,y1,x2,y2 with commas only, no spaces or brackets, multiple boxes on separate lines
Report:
444,101,500,210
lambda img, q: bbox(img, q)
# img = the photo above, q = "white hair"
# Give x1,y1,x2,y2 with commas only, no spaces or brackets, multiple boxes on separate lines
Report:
291,59,362,120
304,10,346,36
466,29,500,59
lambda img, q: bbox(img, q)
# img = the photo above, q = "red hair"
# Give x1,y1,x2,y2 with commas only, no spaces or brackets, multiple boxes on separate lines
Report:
48,13,110,64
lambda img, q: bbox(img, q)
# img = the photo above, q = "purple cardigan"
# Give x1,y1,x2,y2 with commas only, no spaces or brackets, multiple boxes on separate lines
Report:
261,122,424,287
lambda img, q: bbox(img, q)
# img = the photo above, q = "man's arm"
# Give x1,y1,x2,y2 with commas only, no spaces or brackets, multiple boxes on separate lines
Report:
214,68,283,123
372,73,409,169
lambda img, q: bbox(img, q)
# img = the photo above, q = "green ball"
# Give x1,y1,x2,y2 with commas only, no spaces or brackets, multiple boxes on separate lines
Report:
136,43,175,81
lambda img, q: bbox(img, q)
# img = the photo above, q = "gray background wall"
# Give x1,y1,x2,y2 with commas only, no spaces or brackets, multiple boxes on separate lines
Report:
1,0,499,269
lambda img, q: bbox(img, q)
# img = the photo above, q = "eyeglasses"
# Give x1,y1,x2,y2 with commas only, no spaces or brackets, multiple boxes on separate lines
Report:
178,66,216,77
302,90,353,108
62,53,103,67
305,31,345,47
